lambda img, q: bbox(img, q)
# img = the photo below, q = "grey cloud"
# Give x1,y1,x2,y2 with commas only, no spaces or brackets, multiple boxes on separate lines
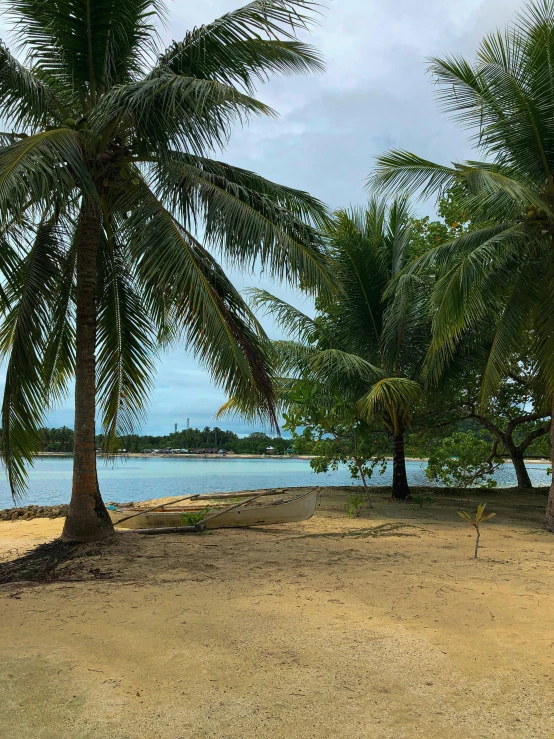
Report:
1,0,526,433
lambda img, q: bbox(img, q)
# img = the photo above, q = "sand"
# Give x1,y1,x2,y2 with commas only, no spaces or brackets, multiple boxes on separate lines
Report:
1,486,553,738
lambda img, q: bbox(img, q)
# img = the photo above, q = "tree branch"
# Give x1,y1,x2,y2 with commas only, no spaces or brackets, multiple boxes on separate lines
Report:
518,420,552,452
506,411,551,436
466,411,504,440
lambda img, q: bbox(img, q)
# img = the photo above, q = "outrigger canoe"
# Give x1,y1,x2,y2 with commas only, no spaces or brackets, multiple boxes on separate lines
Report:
109,488,318,531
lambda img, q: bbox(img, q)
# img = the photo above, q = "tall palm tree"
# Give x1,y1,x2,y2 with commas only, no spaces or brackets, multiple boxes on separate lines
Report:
0,0,330,542
370,0,554,527
249,198,428,499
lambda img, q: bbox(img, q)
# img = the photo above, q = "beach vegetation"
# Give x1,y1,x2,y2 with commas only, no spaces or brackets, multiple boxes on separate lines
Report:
426,431,500,488
458,503,496,558
250,197,429,500
407,492,433,508
282,378,387,497
370,0,554,527
181,506,211,527
346,493,370,517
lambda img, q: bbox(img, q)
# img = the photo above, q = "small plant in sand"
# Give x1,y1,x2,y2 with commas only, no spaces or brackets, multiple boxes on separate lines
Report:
407,493,433,509
458,503,496,559
347,494,370,518
181,507,212,527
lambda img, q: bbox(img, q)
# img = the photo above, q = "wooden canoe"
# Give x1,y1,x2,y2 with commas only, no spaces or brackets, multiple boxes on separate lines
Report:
109,488,318,530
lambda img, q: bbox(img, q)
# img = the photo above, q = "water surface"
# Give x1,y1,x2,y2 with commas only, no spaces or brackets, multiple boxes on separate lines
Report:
0,456,550,508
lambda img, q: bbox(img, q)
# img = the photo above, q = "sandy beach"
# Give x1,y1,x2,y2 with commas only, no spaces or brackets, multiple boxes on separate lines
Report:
1,486,553,738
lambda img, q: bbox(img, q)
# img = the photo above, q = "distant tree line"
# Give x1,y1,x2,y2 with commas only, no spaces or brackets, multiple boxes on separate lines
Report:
21,427,292,456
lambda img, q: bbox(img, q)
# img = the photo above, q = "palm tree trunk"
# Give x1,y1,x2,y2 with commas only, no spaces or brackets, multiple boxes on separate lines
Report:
392,431,410,500
61,202,114,543
545,393,554,532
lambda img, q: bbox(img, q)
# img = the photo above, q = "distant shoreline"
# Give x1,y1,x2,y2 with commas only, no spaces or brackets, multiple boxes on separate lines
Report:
34,452,551,464
36,451,318,460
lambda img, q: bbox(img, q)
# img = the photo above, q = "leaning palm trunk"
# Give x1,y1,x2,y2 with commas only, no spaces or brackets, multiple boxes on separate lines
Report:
545,395,554,532
392,431,410,500
62,203,114,542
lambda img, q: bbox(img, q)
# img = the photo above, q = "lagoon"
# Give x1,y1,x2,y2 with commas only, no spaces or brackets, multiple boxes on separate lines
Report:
0,456,551,508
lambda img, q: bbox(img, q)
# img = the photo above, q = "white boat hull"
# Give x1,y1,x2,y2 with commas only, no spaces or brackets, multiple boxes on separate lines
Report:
110,489,318,529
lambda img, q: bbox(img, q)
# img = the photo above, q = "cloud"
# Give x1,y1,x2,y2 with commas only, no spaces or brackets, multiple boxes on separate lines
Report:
0,0,525,433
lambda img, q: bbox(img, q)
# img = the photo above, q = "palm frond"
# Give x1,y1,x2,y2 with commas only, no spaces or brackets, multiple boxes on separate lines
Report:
0,219,65,498
90,74,274,155
160,39,323,93
369,150,459,199
96,223,157,452
157,0,324,91
247,288,319,343
42,222,77,405
9,0,166,97
356,377,422,434
532,256,554,393
152,153,331,290
0,41,67,129
0,129,92,219
426,13,554,183
326,199,411,359
126,189,278,427
479,265,539,403
309,348,385,385
271,339,318,375
429,224,537,354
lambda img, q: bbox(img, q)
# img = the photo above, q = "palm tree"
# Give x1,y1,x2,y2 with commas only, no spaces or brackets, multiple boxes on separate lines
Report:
0,0,331,542
370,0,554,527
250,198,427,499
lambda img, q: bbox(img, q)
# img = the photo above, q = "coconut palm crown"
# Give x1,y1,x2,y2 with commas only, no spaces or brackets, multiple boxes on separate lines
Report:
0,0,330,541
249,198,428,499
369,0,554,527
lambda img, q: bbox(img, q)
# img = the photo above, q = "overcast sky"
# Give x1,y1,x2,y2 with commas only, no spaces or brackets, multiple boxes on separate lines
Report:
2,0,525,435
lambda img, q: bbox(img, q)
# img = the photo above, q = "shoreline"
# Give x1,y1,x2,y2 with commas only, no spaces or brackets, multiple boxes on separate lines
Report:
1,482,550,520
34,452,551,465
33,452,551,465
36,451,318,459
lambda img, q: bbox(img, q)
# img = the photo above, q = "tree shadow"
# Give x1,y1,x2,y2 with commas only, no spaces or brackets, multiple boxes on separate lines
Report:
0,538,117,585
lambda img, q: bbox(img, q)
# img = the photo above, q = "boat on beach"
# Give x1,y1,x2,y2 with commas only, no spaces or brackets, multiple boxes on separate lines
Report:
109,488,319,530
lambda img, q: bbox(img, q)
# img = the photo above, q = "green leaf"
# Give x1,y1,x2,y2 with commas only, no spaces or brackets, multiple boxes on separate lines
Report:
480,512,496,521
0,129,93,220
8,0,166,96
158,0,324,93
125,189,278,427
90,74,274,156
475,502,487,522
0,217,66,498
357,377,422,433
96,223,157,452
153,153,331,290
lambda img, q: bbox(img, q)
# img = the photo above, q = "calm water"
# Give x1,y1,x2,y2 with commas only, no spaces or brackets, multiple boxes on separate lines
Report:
0,456,551,508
